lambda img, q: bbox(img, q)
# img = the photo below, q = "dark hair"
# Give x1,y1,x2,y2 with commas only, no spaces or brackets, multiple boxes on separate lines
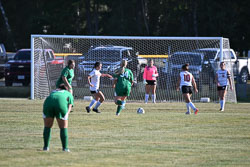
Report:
220,61,225,66
182,63,189,71
67,59,75,66
58,84,67,90
94,62,101,69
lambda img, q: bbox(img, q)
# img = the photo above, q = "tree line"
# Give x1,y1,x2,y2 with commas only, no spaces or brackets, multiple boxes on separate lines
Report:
0,0,249,56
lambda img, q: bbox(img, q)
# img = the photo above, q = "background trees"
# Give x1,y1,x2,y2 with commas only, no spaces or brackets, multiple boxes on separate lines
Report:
0,0,249,56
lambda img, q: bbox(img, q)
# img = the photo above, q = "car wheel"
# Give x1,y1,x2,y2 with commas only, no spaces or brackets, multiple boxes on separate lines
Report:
239,68,248,84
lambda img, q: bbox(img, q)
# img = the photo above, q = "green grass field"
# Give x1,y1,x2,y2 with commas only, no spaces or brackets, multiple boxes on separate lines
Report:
0,99,250,167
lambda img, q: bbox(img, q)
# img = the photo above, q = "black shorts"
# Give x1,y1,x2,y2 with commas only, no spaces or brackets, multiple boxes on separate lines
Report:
217,86,227,91
146,80,157,85
90,90,100,94
181,86,192,94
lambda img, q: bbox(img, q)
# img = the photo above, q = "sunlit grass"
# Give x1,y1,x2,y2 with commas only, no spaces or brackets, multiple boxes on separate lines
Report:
0,99,250,167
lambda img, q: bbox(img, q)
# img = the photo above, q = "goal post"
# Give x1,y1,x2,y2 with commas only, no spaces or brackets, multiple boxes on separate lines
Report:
31,35,237,103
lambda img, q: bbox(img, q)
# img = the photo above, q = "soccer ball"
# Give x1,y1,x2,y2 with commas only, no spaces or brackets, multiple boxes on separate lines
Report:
137,107,145,114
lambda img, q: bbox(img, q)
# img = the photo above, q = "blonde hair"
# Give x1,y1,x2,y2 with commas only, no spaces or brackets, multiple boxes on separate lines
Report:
115,59,127,75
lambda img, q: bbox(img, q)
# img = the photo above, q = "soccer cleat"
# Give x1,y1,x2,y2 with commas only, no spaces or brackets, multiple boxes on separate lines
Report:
194,109,199,115
116,112,120,116
93,108,101,113
185,111,191,115
86,106,90,113
220,108,224,112
43,147,49,151
62,148,70,152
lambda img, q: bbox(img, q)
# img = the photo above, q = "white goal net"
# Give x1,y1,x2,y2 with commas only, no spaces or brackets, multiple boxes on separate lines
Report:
31,35,237,103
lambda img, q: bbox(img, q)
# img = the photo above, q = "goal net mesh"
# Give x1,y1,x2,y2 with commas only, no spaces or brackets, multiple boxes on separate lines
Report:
32,35,237,103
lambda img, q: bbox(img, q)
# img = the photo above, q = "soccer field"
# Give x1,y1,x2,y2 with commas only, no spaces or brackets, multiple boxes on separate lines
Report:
0,99,250,167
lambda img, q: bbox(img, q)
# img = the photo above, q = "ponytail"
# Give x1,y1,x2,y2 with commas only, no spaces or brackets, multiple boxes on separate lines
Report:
115,59,127,75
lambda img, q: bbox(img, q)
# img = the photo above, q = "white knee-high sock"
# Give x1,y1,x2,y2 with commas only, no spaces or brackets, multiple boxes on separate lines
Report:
186,103,190,113
220,100,225,110
152,94,156,103
89,99,96,108
145,94,149,103
94,101,102,109
188,102,197,111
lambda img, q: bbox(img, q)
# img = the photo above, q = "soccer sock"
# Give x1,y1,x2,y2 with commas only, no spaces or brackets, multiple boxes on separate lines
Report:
152,94,156,103
145,94,149,103
220,100,225,110
121,100,126,109
186,103,190,113
94,101,102,109
89,99,96,108
43,127,51,148
60,128,68,149
116,100,123,114
188,102,197,111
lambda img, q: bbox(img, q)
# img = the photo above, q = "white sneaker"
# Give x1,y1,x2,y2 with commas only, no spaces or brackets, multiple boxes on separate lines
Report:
63,148,70,152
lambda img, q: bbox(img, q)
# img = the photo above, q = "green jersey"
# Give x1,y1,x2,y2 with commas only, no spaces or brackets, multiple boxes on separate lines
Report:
56,66,74,88
114,68,133,96
43,90,74,119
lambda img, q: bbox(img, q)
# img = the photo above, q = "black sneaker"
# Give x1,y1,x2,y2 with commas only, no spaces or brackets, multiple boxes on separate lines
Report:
93,108,101,113
86,106,90,113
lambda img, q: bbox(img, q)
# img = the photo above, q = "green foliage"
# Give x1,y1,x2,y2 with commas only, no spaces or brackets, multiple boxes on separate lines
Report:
0,99,250,166
0,0,250,54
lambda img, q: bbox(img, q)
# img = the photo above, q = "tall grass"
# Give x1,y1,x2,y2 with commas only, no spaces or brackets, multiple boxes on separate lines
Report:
0,99,250,167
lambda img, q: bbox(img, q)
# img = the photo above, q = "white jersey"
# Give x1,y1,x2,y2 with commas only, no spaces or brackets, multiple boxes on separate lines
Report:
88,69,102,91
180,71,193,87
216,69,228,86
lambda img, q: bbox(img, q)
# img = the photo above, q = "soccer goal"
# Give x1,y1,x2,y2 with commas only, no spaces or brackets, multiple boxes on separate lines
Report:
31,35,237,103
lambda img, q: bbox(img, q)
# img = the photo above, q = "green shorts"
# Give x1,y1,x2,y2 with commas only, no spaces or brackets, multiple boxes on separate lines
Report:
43,99,69,120
115,87,131,96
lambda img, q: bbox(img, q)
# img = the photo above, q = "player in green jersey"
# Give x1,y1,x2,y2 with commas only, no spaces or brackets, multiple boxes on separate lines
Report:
56,60,75,94
42,84,74,152
112,59,134,116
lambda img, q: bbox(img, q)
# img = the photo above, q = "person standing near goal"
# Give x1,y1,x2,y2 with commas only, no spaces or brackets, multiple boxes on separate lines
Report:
56,60,75,94
112,59,134,116
215,62,233,111
143,59,158,103
86,62,113,113
176,63,199,115
42,84,74,152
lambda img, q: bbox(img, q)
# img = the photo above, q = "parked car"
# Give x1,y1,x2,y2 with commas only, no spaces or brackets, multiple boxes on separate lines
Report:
0,43,7,79
196,48,250,84
4,49,64,86
76,45,147,87
160,51,215,90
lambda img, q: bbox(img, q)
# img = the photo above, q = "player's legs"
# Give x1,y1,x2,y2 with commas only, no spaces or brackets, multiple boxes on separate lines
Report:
145,85,150,103
151,85,157,103
115,96,127,115
43,117,54,151
183,93,198,114
57,118,69,151
219,89,227,111
93,91,105,113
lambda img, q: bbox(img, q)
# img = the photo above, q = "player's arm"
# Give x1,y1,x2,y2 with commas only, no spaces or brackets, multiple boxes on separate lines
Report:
227,71,233,90
101,73,113,78
152,67,159,77
176,75,181,91
87,75,94,87
112,78,117,88
62,76,71,89
192,76,198,93
68,104,73,114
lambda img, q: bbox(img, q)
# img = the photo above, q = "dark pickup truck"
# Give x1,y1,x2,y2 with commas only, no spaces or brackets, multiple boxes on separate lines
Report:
4,49,64,86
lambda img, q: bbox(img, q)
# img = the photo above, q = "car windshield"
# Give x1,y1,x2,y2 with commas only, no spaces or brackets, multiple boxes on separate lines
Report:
85,50,121,61
196,50,217,60
14,51,31,60
171,54,202,65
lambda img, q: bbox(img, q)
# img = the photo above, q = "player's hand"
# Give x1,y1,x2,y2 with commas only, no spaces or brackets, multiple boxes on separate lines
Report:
143,79,147,85
90,84,94,87
195,88,198,93
176,87,180,91
230,85,233,91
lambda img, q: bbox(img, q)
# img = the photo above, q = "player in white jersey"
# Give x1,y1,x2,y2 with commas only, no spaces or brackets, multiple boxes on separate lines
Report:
86,62,112,113
215,62,233,111
176,63,199,115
